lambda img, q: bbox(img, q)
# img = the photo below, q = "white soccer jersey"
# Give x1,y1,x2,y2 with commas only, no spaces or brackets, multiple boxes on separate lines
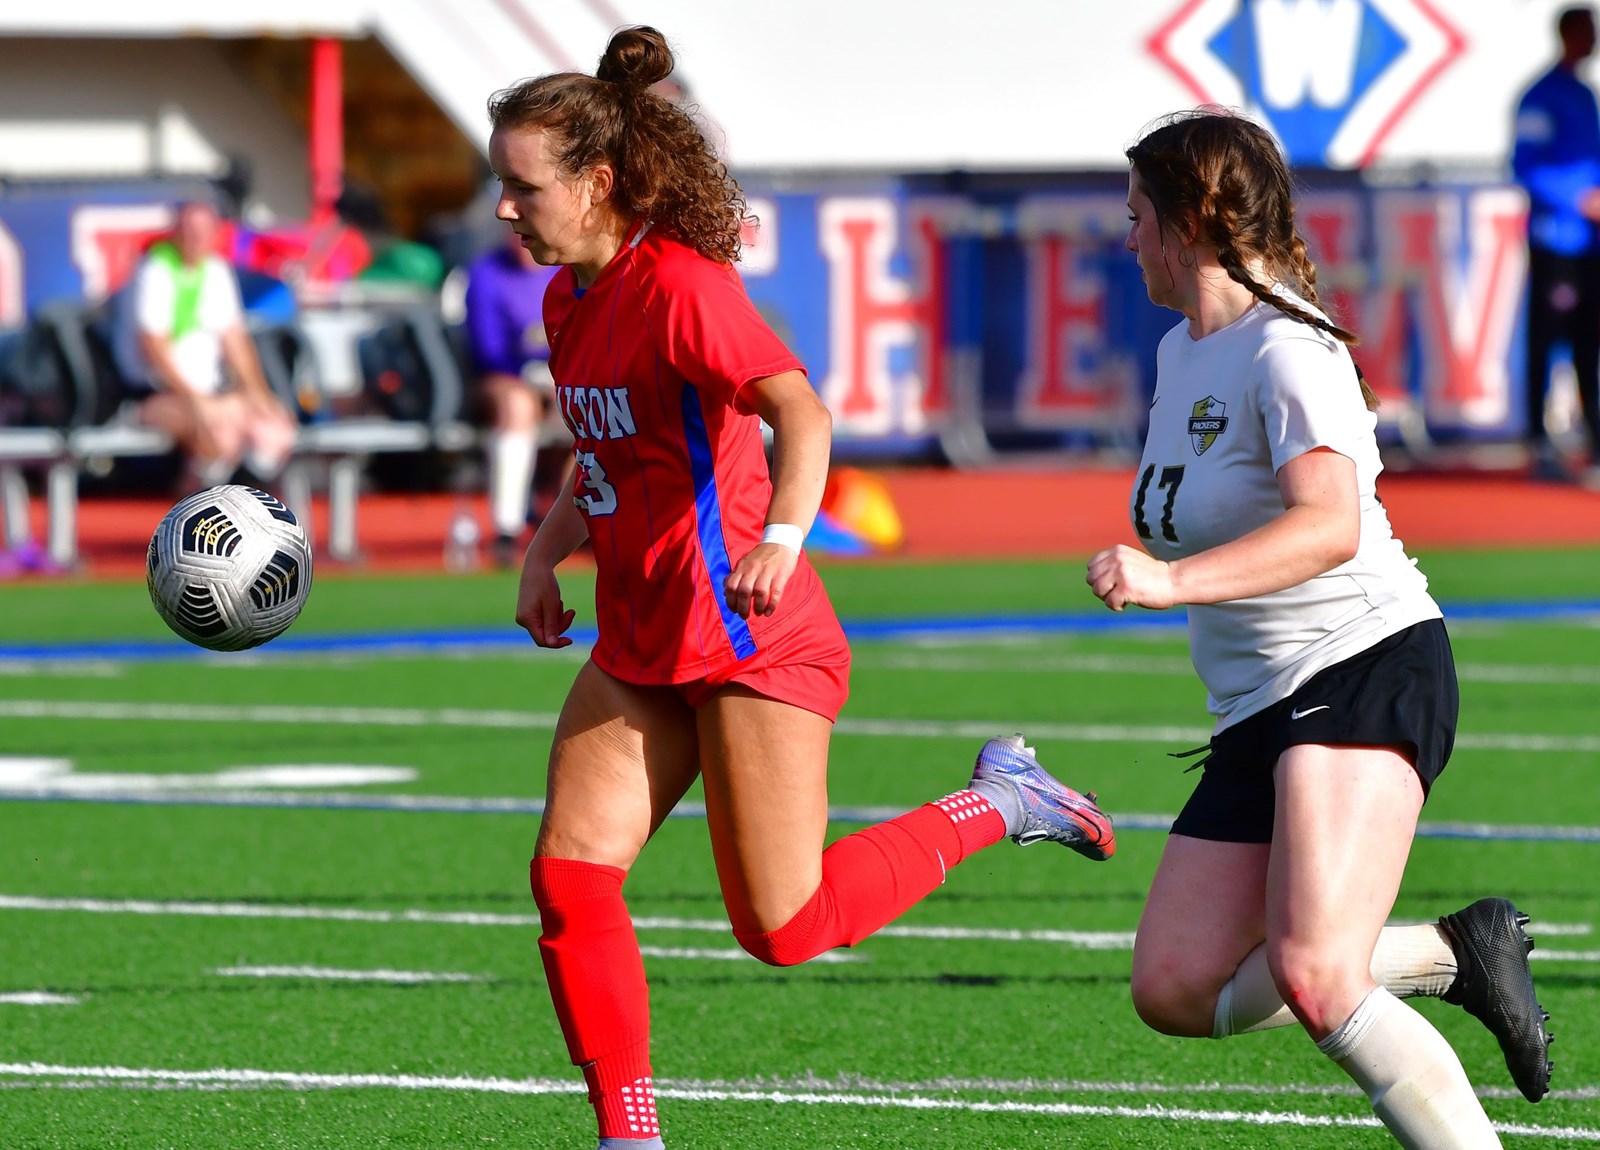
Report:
1132,292,1441,731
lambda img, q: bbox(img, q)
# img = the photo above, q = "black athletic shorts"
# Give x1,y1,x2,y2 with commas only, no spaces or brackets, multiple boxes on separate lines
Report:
1169,618,1458,844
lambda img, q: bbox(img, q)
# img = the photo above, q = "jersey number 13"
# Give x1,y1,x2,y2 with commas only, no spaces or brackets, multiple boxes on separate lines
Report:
574,450,619,516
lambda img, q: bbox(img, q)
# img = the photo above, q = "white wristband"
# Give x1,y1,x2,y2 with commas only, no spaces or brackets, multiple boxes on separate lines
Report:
760,523,805,553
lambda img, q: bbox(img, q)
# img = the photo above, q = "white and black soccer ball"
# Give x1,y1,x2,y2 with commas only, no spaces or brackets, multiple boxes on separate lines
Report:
146,484,313,651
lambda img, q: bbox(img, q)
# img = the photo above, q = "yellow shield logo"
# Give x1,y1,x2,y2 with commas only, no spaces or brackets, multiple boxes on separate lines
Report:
1188,396,1229,456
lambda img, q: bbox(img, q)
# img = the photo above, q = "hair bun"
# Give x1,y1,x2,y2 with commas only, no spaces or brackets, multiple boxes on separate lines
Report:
596,25,674,90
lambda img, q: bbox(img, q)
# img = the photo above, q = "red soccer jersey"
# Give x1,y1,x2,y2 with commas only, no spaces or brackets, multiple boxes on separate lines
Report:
543,221,835,683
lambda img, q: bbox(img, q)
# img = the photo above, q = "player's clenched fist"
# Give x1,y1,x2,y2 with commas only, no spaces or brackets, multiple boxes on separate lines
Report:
1086,544,1177,612
725,543,798,618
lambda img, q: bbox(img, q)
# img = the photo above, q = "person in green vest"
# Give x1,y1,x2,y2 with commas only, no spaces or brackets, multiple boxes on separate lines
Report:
113,200,299,489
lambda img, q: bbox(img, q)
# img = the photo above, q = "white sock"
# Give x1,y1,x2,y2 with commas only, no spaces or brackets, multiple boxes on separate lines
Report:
1213,926,1458,1037
1374,923,1458,998
486,430,537,538
1212,945,1296,1036
963,780,1022,838
1317,988,1500,1149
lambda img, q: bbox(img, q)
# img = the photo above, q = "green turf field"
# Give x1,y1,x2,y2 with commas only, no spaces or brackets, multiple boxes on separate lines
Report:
2,549,1597,1148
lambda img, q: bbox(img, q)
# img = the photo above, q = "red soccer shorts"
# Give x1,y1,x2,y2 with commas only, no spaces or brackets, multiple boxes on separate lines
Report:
673,602,851,721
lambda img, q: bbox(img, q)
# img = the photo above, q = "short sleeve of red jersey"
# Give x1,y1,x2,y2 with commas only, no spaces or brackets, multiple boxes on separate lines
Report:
640,242,805,410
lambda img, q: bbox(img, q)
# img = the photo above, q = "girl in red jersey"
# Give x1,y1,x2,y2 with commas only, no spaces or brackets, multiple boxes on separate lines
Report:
491,26,1113,1149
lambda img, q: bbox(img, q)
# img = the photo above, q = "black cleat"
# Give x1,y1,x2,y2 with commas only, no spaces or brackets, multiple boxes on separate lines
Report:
1438,897,1553,1103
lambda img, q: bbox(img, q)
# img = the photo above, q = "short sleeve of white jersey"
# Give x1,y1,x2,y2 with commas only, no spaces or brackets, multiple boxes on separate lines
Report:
1254,332,1369,474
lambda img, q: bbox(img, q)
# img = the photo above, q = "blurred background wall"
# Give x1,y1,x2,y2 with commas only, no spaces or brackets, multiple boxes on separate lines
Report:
0,1,1585,466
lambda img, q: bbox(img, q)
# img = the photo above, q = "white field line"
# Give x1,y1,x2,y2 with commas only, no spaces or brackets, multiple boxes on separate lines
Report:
0,660,121,679
1,698,1597,755
211,966,481,984
5,1064,1600,1106
0,761,417,791
645,1071,1600,1104
0,894,1131,948
3,896,1594,964
856,650,1600,685
0,1062,1595,1140
4,785,1599,846
0,992,79,1006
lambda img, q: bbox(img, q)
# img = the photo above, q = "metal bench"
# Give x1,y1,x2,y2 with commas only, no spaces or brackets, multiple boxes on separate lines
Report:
4,299,570,570
281,418,442,563
0,427,68,558
55,424,176,568
0,423,176,568
5,415,444,570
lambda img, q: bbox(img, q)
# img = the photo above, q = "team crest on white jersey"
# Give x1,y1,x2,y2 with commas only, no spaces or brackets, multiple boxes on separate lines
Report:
1189,396,1229,455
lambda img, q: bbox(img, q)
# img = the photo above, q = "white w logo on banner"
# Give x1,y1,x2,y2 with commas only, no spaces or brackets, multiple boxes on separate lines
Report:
1254,0,1364,108
1147,0,1466,167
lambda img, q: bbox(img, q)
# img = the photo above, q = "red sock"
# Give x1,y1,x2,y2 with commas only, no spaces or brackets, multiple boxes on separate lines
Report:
529,857,659,1140
734,790,1004,966
581,1059,660,1141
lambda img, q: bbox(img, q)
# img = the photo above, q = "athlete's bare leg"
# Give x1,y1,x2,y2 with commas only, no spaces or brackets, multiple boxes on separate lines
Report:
535,660,703,868
1274,745,1500,1145
1266,744,1422,1036
695,686,832,931
1131,835,1270,1036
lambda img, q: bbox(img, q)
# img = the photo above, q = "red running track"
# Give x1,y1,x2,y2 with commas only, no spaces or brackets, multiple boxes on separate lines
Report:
9,467,1600,581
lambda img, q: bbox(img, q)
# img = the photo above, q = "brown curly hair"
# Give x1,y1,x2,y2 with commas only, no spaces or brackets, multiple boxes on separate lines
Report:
1127,108,1377,411
487,26,747,264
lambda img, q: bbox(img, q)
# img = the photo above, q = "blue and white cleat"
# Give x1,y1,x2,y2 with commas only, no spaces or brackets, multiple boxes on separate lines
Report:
971,734,1115,860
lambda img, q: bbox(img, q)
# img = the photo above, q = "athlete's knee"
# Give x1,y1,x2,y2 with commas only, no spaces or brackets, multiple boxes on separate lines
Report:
1130,946,1215,1037
528,855,627,914
732,928,805,967
1128,978,1179,1034
731,887,827,967
1130,977,1211,1037
533,785,651,870
1266,937,1369,1034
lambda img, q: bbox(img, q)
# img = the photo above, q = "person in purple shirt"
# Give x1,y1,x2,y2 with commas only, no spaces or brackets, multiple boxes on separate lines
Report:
463,230,566,565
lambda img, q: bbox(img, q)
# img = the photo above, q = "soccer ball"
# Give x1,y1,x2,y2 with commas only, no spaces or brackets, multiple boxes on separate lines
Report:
146,485,314,651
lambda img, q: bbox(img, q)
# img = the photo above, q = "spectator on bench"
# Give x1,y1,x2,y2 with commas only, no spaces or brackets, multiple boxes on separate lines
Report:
112,199,298,490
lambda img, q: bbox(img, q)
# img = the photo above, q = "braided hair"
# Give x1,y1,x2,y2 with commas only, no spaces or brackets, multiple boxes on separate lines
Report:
1126,108,1377,411
487,26,747,264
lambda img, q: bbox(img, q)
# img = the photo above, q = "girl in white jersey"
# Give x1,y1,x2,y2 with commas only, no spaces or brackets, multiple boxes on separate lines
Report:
1087,108,1554,1146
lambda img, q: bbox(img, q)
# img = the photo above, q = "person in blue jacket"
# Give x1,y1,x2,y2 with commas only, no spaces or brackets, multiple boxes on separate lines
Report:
1513,4,1600,483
